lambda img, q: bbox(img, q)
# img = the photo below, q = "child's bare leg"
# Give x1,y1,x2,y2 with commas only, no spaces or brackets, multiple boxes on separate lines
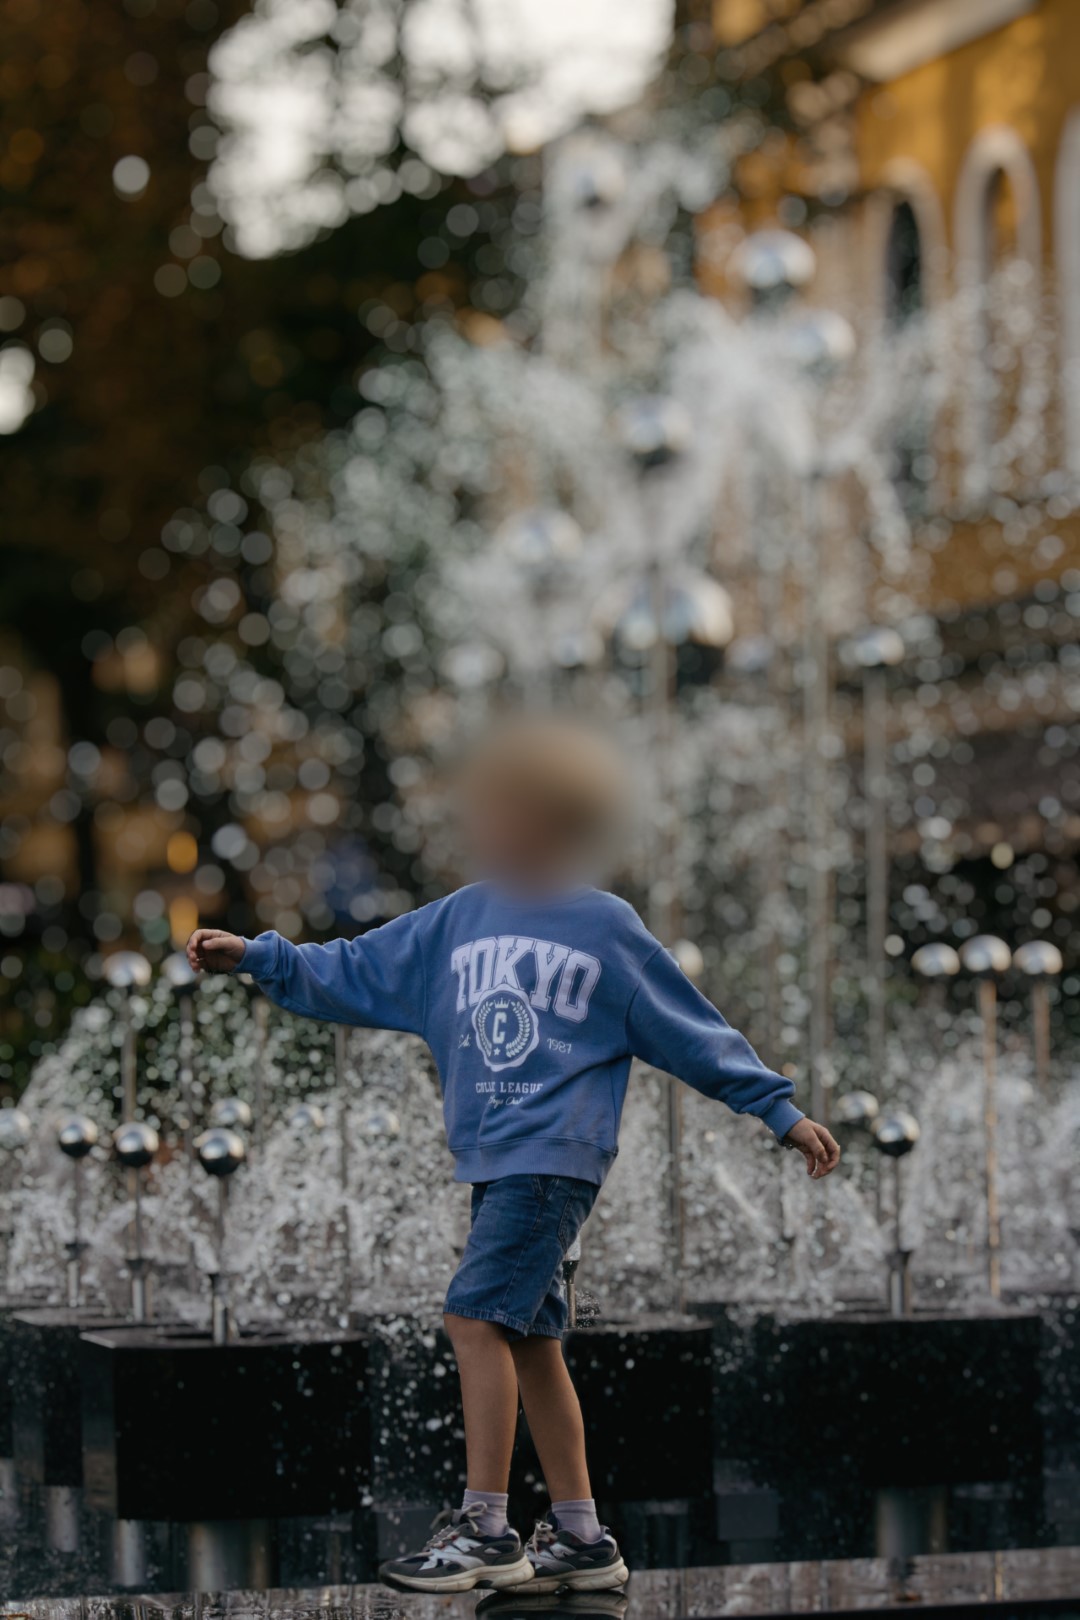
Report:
510,1335,592,1501
444,1313,520,1491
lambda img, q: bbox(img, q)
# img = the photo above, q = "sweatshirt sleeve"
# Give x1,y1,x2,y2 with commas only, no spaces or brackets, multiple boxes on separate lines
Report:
237,909,427,1035
625,943,804,1141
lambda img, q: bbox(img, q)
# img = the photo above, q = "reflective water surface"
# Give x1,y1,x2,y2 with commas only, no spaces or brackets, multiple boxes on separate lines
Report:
6,1547,1080,1620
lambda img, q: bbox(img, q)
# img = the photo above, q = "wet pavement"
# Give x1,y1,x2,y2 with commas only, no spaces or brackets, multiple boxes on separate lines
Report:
5,1547,1080,1619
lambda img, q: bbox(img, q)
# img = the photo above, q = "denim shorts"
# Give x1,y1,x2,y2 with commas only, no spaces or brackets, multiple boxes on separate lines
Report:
444,1173,599,1339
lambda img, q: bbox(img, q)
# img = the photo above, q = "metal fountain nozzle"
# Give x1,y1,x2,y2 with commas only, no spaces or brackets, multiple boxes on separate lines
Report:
611,395,693,471
363,1108,401,1143
288,1102,326,1132
602,571,735,657
210,1097,254,1131
782,308,856,372
873,1112,920,1158
844,625,906,670
496,508,582,572
911,942,961,979
195,1127,245,1345
958,936,1009,1302
113,1121,160,1169
873,1111,919,1319
959,935,1011,976
57,1116,98,1310
114,1122,160,1323
728,228,816,298
834,1090,880,1132
195,1127,247,1176
1014,940,1064,978
102,951,152,990
1014,940,1064,1095
58,1115,99,1158
0,1107,31,1151
104,953,151,1119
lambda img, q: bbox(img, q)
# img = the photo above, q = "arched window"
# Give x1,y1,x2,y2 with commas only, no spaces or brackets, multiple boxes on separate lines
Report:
954,127,1042,499
867,168,946,515
885,199,923,325
981,166,1026,463
882,198,932,512
985,165,1020,269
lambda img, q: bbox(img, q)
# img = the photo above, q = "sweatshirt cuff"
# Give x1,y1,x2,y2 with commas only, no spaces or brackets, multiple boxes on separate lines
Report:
759,1097,804,1141
236,934,277,980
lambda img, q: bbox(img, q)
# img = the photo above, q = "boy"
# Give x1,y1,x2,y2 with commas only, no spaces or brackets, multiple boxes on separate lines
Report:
188,717,839,1596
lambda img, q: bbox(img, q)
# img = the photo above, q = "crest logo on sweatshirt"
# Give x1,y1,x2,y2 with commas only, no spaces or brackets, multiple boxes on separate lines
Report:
472,988,539,1072
451,934,602,1072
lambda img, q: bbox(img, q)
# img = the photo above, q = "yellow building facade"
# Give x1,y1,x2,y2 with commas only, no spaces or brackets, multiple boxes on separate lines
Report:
710,0,1080,610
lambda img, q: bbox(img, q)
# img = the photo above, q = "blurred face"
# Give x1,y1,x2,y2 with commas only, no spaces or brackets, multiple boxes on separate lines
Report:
463,780,583,890
455,716,624,893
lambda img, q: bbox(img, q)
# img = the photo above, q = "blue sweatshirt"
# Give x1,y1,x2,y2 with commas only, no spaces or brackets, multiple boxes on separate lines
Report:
239,883,803,1187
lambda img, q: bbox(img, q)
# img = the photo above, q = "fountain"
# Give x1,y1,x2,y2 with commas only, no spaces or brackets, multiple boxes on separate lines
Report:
1014,939,1064,1092
111,1122,159,1324
194,1124,245,1344
56,1116,98,1311
873,1109,921,1317
2,84,1079,1604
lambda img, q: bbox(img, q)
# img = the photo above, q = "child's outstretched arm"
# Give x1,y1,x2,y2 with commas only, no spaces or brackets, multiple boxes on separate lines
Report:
625,943,839,1178
187,911,427,1035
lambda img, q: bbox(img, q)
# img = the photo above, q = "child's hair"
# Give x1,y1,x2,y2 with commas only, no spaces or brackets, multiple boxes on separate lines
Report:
463,713,626,855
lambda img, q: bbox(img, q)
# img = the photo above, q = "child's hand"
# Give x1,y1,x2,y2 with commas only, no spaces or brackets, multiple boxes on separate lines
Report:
187,928,246,975
783,1118,840,1179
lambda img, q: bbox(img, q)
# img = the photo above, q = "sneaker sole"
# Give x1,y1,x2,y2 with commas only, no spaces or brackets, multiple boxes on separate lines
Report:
517,1557,630,1593
381,1554,536,1594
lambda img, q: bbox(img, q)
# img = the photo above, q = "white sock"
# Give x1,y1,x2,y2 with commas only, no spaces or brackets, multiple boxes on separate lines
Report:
462,1487,510,1536
552,1497,602,1542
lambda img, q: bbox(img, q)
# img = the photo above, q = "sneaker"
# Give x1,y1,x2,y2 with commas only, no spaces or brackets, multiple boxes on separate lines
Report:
476,1589,629,1618
515,1515,629,1593
378,1503,534,1594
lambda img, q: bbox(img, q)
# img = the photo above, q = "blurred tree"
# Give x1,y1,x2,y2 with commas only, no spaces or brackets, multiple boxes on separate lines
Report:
0,0,522,1090
0,0,791,1094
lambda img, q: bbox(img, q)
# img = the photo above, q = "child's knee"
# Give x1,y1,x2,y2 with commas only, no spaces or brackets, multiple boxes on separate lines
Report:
444,1311,505,1353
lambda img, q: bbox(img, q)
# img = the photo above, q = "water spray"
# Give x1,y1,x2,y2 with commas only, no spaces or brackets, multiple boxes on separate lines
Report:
1014,940,1063,1094
848,626,905,1073
57,1115,99,1309
102,952,152,1118
195,1125,246,1344
873,1110,920,1316
161,952,200,1162
363,1104,401,1303
959,934,1011,1301
112,1122,160,1322
211,1097,253,1131
0,1107,31,1295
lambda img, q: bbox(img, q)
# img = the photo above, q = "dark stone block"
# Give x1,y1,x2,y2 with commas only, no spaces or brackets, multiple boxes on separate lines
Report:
0,1296,54,1456
11,1308,128,1486
372,1501,443,1563
564,1317,713,1501
610,1497,693,1568
1043,1467,1080,1542
714,1481,780,1542
948,1478,1041,1552
362,1321,465,1505
80,1326,371,1521
1037,1297,1080,1465
713,1310,1043,1492
361,1315,713,1518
